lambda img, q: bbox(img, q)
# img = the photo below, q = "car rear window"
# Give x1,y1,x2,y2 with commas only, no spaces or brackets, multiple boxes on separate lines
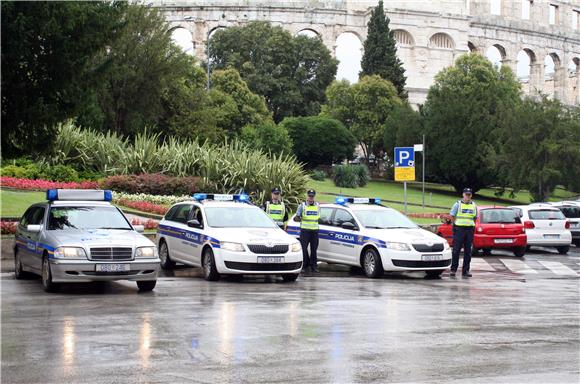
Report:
480,209,518,223
528,209,566,220
557,207,580,219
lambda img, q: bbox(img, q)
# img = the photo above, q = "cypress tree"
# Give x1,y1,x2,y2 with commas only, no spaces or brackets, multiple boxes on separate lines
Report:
360,0,408,99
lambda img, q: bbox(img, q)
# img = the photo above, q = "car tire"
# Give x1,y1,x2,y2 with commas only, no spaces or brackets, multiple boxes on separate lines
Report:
425,270,443,278
137,280,157,292
361,248,383,278
41,256,59,293
513,247,526,257
556,246,570,255
282,273,299,282
14,249,27,280
482,248,492,256
158,240,175,270
525,245,531,251
573,240,580,247
202,248,220,281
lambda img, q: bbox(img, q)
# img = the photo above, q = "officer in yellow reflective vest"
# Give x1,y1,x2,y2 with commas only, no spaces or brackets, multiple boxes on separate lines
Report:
449,188,478,278
263,187,288,229
293,189,320,273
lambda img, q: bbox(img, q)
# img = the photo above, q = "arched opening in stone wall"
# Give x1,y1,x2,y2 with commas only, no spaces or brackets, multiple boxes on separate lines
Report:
170,27,194,55
544,54,557,79
208,26,227,40
393,30,414,47
467,41,478,53
335,32,363,83
429,33,455,49
569,57,580,104
485,45,505,68
516,49,536,80
296,29,320,39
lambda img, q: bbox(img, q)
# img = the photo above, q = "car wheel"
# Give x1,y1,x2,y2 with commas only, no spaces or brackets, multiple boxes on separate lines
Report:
525,245,531,251
14,250,26,280
362,248,383,278
513,247,526,257
573,240,580,247
471,248,479,257
202,248,220,281
556,246,570,255
41,256,59,293
158,240,175,270
425,270,443,278
282,273,299,282
137,280,157,292
482,248,492,256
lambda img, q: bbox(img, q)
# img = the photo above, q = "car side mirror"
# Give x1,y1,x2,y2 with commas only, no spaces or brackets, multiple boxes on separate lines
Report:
187,219,203,229
133,225,145,233
341,222,358,231
26,224,42,233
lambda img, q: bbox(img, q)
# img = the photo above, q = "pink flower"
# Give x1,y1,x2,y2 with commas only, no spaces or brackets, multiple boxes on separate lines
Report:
1,221,18,235
0,177,98,190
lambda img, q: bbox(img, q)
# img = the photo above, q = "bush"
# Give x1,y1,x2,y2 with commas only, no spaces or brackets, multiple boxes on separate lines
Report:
310,170,326,181
39,164,79,182
101,174,199,196
240,122,293,155
1,165,28,178
332,165,370,188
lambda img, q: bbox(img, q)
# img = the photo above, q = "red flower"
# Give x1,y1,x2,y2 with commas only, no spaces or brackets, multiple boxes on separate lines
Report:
117,199,168,216
1,221,18,235
0,177,98,190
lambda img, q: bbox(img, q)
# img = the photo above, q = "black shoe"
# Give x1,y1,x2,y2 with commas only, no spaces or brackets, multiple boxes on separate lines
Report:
311,267,320,273
450,271,457,277
301,268,309,274
462,272,472,278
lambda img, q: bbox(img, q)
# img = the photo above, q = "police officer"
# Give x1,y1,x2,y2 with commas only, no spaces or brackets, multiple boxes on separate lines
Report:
449,188,477,278
294,189,320,273
263,187,288,229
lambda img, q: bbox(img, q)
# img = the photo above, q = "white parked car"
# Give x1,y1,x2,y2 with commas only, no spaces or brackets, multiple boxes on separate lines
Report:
549,202,580,247
287,197,452,278
509,204,572,254
156,193,303,281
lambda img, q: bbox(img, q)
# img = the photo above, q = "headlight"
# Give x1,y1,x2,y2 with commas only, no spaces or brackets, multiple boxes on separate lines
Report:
290,242,301,252
135,246,157,258
386,242,411,251
221,242,245,252
443,242,450,250
53,247,87,259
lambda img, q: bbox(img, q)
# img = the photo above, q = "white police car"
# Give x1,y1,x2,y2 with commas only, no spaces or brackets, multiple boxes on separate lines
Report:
287,197,452,278
14,189,160,292
156,193,303,281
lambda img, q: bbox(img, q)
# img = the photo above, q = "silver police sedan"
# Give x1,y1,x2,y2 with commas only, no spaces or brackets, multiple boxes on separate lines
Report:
14,189,160,292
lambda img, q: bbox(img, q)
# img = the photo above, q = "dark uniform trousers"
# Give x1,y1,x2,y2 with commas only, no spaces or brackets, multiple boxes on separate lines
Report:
451,225,475,273
300,229,319,270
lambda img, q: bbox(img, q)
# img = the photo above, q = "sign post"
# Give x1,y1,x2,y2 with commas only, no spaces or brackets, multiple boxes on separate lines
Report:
414,138,425,208
394,147,416,214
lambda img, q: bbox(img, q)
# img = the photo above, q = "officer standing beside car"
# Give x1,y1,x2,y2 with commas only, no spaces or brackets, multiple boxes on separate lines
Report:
449,188,477,278
294,189,320,273
263,187,288,229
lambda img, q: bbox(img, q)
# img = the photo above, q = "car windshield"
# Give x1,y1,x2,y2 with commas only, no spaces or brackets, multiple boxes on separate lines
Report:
558,207,580,219
48,206,132,230
204,207,277,228
480,209,519,223
528,209,566,220
353,209,418,229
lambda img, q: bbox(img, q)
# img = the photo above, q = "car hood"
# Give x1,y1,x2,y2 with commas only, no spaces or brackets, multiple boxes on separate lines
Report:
210,227,297,244
365,227,446,244
45,229,154,248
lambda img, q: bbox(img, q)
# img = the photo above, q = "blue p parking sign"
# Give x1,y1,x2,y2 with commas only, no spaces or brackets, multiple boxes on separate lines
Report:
394,147,415,168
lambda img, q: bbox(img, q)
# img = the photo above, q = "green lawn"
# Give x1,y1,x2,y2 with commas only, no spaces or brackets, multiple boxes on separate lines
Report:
0,190,45,217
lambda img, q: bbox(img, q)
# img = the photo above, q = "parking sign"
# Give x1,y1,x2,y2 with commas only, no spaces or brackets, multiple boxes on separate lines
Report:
394,147,415,182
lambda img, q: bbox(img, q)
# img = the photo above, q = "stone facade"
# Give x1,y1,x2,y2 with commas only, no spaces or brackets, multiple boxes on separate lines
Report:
153,0,580,106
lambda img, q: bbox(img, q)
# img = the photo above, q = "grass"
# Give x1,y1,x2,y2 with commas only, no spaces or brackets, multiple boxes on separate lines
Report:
1,190,45,217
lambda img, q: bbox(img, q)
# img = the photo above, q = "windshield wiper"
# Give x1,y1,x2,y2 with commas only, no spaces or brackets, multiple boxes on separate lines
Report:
365,226,387,229
383,226,416,229
100,227,132,230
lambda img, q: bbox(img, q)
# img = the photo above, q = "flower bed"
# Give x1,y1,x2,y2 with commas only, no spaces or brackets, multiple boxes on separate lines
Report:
131,218,159,230
113,192,190,206
117,199,168,216
0,177,98,191
1,221,18,235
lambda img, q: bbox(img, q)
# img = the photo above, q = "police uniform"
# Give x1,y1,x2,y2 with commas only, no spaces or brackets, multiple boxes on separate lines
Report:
295,190,320,272
450,188,477,277
263,187,288,228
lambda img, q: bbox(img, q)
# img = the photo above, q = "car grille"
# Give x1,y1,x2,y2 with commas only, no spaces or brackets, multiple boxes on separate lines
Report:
90,247,133,261
412,243,445,252
247,244,289,254
224,261,302,271
392,259,451,268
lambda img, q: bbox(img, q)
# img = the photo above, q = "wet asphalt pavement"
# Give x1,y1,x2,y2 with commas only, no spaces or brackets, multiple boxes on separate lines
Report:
1,247,579,384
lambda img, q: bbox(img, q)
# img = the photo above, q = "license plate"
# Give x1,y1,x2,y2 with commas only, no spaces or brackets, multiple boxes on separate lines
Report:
422,254,443,261
95,264,130,272
544,234,560,239
494,239,514,244
257,256,284,263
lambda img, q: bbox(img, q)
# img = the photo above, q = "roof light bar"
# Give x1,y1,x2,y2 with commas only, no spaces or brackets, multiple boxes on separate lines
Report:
46,189,113,202
335,196,381,205
192,193,250,202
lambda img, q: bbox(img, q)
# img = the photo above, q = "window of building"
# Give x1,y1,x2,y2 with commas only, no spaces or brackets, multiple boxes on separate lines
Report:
491,0,501,15
522,0,532,20
549,4,559,25
573,10,579,30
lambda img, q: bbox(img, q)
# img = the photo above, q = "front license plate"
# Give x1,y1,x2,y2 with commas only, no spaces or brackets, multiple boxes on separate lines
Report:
422,254,443,261
544,234,560,239
95,264,130,272
494,239,514,244
257,256,284,264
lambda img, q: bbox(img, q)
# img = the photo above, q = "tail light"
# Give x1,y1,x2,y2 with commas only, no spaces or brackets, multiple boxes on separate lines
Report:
565,221,570,229
524,221,535,229
477,226,483,233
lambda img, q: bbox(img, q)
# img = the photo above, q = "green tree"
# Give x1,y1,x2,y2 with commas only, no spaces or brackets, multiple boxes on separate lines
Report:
281,116,356,167
422,53,521,193
495,97,580,201
240,122,293,155
323,75,402,162
1,1,123,157
383,103,423,158
209,22,338,122
360,0,407,99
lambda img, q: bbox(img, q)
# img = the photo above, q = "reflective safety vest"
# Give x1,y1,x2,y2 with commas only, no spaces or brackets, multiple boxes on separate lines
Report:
455,201,477,227
300,203,320,231
266,201,286,226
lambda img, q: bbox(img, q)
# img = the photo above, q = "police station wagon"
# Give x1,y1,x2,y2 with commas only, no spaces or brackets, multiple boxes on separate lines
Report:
156,193,303,281
287,197,452,278
14,189,160,292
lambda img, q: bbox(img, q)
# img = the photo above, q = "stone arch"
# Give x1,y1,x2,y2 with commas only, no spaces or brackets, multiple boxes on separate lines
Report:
429,33,455,49
208,26,227,40
335,32,363,83
485,44,506,67
296,28,321,38
393,29,414,46
544,54,557,79
170,27,194,55
467,41,478,53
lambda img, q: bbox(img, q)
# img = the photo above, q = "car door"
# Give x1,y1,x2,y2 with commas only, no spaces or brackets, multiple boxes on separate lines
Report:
18,206,46,272
327,208,360,265
316,207,335,262
165,203,194,263
182,204,204,266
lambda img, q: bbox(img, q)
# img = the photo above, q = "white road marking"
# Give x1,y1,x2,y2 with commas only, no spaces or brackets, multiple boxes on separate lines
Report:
469,258,496,271
538,261,578,276
500,259,538,274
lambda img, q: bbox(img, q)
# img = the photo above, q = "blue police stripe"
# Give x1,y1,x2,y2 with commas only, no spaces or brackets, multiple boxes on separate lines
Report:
285,227,386,248
15,236,56,255
158,224,221,248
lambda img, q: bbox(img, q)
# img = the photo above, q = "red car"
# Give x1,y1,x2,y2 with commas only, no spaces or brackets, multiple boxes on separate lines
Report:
437,206,527,257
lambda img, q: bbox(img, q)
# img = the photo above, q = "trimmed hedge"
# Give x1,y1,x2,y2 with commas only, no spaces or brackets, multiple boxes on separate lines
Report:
100,174,199,196
332,165,370,188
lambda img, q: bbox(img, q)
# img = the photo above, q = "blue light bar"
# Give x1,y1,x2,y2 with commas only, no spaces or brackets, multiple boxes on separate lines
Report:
46,189,113,201
193,193,207,201
47,189,58,201
335,196,381,205
192,193,250,203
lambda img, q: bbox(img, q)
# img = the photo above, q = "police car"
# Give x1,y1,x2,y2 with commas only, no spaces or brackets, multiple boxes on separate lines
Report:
287,197,452,278
156,193,303,281
14,189,160,292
